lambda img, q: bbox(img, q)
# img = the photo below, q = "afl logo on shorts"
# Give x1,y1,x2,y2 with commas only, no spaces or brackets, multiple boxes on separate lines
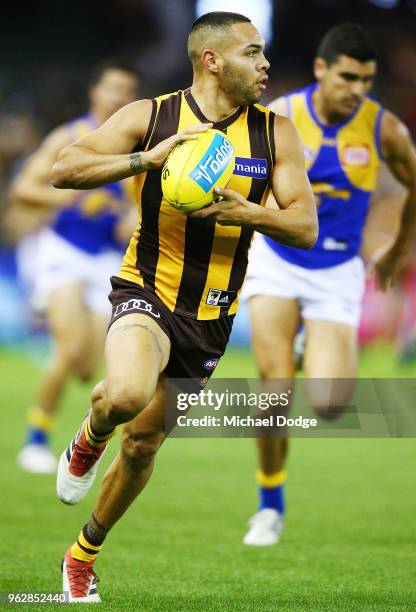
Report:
204,358,219,371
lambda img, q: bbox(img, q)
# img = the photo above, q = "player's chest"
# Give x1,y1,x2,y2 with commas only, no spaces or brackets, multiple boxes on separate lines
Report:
299,125,379,192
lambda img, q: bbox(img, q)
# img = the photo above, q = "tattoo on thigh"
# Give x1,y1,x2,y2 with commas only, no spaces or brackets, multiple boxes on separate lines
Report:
109,323,163,356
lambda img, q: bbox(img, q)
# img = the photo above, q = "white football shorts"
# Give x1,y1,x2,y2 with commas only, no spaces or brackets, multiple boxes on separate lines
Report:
242,234,366,328
32,228,123,316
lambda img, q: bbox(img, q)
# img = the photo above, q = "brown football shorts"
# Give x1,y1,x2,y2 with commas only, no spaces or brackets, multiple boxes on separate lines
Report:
108,276,234,386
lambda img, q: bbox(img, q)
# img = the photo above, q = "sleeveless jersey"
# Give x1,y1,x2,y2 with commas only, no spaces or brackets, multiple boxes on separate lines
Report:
120,89,275,320
266,83,384,268
52,114,133,255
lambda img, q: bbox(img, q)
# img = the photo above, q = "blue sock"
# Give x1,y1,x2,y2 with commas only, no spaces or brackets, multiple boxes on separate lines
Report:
25,406,53,446
25,427,49,446
256,469,287,514
259,484,285,514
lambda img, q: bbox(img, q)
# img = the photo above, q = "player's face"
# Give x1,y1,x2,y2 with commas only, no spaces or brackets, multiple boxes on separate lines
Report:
90,69,139,120
315,55,377,118
219,23,270,106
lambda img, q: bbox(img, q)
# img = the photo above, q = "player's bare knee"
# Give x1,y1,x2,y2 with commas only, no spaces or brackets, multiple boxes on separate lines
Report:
60,342,93,380
308,382,353,420
121,430,163,472
256,343,294,379
258,358,293,379
311,403,348,421
106,387,154,424
74,362,95,382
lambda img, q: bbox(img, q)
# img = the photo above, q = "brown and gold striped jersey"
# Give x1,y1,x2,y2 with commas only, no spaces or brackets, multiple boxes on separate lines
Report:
120,89,275,320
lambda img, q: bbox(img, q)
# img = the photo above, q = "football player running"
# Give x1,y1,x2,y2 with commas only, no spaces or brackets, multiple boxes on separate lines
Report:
51,12,318,602
242,23,416,546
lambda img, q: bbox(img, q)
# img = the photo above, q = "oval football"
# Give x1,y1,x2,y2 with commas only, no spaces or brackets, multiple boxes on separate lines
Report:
161,128,235,213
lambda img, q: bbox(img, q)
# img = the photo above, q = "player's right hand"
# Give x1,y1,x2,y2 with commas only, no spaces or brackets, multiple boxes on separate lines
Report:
145,123,212,169
367,241,403,290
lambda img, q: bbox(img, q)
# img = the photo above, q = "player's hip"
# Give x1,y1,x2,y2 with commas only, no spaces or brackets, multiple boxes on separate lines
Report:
108,276,234,385
242,235,365,327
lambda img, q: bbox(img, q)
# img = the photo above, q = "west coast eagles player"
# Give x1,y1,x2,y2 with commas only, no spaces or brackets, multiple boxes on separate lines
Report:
11,60,140,473
50,11,318,602
242,24,416,546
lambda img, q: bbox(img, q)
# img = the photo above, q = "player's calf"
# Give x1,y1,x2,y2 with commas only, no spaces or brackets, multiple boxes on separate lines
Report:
121,428,165,473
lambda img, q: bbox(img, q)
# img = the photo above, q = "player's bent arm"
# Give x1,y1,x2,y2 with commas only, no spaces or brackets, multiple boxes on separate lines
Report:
52,100,152,189
191,117,318,248
252,115,318,248
9,126,76,209
381,110,416,258
361,163,404,263
52,99,212,190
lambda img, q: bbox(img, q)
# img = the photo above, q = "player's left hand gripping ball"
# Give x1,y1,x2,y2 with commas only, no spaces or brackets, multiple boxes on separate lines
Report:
161,128,235,213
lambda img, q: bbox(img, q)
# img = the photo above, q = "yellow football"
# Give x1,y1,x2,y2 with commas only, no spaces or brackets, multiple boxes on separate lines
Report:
161,128,235,213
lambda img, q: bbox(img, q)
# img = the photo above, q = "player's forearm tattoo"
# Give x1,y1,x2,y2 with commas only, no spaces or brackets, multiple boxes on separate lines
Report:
108,323,163,357
129,152,144,175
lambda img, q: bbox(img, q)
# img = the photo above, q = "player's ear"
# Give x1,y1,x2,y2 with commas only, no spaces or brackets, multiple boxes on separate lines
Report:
313,57,327,81
201,49,221,74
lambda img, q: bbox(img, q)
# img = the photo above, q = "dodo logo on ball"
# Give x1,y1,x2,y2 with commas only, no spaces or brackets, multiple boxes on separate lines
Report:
189,133,234,192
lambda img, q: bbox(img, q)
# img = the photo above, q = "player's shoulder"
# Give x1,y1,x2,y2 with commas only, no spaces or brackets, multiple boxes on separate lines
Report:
359,93,385,122
267,83,312,117
251,101,301,146
252,102,297,131
110,99,154,119
154,89,184,103
39,123,72,153
364,92,383,109
379,108,411,150
252,101,272,114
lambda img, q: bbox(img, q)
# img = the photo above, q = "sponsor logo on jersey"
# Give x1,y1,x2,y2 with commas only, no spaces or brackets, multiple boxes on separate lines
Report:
234,157,268,178
342,144,370,167
189,134,234,192
203,358,220,371
114,298,161,318
303,146,316,162
206,288,236,306
321,137,337,147
323,237,348,251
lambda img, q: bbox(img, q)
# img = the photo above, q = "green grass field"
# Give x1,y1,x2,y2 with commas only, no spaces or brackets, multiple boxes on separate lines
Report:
0,345,415,611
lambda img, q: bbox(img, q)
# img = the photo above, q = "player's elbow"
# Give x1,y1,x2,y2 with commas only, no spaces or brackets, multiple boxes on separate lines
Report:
304,217,319,249
51,146,80,188
8,180,24,202
51,159,73,188
297,216,318,250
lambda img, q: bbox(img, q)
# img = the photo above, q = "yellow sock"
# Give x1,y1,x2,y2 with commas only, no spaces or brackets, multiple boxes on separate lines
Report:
27,406,55,432
70,529,103,564
84,416,117,448
256,469,287,488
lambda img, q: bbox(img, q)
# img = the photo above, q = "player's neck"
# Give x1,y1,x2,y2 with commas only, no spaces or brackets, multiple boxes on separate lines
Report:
190,82,240,124
312,87,346,126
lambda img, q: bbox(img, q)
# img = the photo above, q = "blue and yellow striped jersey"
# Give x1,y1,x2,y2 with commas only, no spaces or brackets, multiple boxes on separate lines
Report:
266,83,384,268
52,114,133,255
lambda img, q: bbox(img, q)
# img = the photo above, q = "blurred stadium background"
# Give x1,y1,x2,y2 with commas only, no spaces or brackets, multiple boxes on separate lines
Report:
1,1,416,609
